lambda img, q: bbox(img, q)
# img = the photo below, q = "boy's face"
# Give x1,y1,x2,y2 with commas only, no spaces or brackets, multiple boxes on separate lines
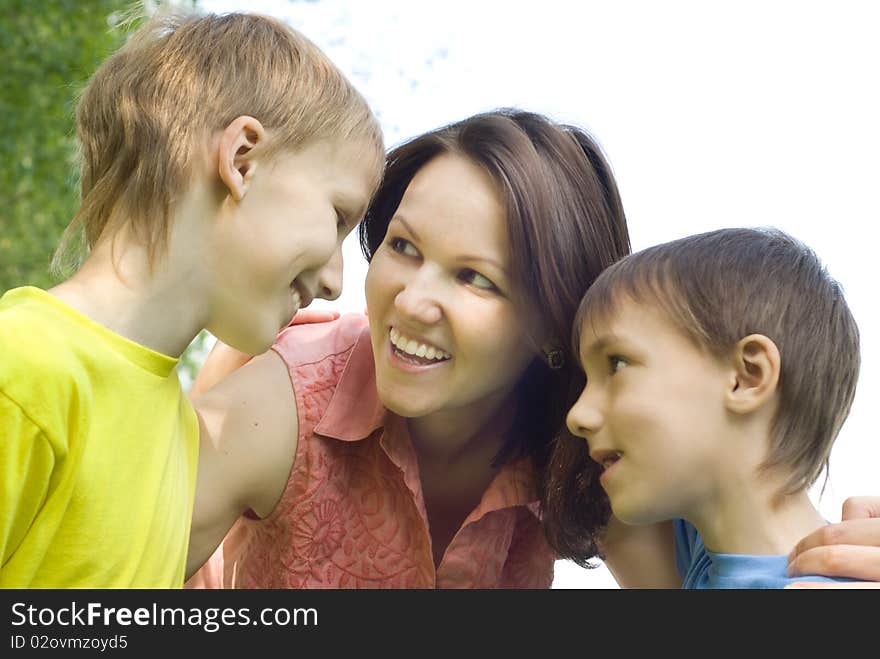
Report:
566,298,734,526
210,138,379,354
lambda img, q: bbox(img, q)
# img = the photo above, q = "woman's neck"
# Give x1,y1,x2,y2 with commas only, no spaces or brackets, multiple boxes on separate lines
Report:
407,390,519,468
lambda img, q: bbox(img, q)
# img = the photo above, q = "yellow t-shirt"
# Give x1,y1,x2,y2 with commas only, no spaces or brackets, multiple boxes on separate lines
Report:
0,287,199,588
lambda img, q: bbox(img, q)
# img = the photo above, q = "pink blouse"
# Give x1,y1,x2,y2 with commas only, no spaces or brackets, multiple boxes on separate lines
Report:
187,314,554,589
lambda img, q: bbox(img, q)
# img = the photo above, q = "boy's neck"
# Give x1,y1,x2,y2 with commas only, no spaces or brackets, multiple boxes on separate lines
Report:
49,229,209,359
687,477,826,556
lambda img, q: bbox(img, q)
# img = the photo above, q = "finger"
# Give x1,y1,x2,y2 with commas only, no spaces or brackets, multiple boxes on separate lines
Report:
842,496,880,521
286,309,339,327
788,518,880,561
785,581,880,589
787,544,880,582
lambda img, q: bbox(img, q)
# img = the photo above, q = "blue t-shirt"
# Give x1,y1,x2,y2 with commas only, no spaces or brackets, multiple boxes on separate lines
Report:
673,519,855,589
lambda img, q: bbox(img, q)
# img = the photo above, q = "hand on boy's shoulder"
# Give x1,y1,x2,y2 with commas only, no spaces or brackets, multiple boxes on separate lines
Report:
284,309,340,329
785,496,880,588
191,309,341,398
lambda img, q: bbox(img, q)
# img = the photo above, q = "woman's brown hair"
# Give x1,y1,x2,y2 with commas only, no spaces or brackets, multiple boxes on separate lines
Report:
360,109,630,562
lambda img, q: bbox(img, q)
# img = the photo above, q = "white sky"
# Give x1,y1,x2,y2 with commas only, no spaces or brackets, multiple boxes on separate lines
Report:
199,0,880,588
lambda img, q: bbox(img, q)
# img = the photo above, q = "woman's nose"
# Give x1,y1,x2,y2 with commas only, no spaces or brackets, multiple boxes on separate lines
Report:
393,274,442,326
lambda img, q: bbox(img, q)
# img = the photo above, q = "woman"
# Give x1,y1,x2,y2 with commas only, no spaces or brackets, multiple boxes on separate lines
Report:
185,109,628,587
187,108,880,588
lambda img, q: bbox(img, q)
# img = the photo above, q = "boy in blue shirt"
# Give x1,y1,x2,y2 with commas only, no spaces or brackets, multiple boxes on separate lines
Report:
547,227,859,588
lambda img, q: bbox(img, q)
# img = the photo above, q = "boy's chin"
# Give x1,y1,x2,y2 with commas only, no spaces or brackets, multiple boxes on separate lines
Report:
216,324,275,357
609,499,666,527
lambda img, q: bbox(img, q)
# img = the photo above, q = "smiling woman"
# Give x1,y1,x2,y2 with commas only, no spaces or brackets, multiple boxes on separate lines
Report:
366,153,539,432
184,109,631,588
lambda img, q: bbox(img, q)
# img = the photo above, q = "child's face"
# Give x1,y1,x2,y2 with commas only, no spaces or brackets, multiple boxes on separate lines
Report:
566,298,733,525
211,138,378,354
365,152,538,421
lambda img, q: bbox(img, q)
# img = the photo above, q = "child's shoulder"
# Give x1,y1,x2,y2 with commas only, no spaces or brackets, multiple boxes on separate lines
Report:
0,287,92,403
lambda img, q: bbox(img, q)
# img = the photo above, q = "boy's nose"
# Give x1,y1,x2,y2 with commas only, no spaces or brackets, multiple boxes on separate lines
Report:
566,389,604,439
316,246,343,301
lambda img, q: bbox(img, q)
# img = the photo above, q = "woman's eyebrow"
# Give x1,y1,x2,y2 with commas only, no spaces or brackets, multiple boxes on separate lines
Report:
389,215,422,242
454,254,508,276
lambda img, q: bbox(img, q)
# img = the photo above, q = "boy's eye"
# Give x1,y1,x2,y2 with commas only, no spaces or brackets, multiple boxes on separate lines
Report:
458,269,497,291
609,355,628,373
389,236,419,257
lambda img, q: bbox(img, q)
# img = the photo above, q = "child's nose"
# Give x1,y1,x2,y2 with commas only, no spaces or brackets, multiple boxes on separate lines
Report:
566,390,603,438
316,246,343,301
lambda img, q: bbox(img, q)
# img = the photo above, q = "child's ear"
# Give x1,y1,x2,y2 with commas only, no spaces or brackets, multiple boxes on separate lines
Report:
725,334,781,414
217,116,266,201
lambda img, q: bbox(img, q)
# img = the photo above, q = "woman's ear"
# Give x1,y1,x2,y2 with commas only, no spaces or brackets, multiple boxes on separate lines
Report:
217,115,266,201
725,334,781,414
541,342,565,370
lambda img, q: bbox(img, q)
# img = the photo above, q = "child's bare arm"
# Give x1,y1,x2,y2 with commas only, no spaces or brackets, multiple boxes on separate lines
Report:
185,350,299,579
600,517,682,588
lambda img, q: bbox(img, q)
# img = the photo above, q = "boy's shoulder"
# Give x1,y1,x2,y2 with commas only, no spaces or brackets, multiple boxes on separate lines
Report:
0,287,71,362
0,287,93,407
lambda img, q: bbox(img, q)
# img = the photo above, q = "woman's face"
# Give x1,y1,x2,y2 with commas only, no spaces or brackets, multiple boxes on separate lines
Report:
365,152,538,421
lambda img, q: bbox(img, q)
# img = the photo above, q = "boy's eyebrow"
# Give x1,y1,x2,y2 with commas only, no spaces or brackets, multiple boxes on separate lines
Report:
337,192,369,223
581,333,623,358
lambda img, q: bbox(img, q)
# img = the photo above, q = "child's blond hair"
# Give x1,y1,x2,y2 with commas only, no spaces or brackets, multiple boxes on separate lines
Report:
53,10,383,273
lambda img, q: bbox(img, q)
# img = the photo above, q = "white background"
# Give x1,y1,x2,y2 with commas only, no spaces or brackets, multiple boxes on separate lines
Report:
200,0,879,588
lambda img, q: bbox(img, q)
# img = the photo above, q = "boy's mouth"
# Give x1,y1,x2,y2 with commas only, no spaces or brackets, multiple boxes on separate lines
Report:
289,280,314,313
590,449,623,470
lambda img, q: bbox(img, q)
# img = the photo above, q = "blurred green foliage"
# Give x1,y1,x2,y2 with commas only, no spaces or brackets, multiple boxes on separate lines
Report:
0,0,139,295
1,0,209,388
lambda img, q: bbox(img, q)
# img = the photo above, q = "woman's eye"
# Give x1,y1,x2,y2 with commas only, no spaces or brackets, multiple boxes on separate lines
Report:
459,269,497,291
389,237,419,257
609,355,628,373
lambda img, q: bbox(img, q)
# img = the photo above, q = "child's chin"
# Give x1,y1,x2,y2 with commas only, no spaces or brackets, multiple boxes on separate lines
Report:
610,501,659,527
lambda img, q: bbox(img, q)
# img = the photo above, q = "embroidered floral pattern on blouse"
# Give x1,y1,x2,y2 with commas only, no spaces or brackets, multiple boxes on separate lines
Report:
187,316,555,589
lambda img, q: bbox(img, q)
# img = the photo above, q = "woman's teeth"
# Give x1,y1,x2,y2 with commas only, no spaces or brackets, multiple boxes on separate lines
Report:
390,327,451,361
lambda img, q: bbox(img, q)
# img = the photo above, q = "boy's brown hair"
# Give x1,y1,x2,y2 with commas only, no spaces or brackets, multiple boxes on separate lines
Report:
53,10,383,273
544,227,860,565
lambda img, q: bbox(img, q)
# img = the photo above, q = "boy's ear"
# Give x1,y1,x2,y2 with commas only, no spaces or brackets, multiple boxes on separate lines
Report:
725,334,781,415
217,116,266,202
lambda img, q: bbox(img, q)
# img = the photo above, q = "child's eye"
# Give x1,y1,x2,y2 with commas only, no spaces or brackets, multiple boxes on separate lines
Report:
609,355,629,373
389,237,419,257
458,269,497,291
